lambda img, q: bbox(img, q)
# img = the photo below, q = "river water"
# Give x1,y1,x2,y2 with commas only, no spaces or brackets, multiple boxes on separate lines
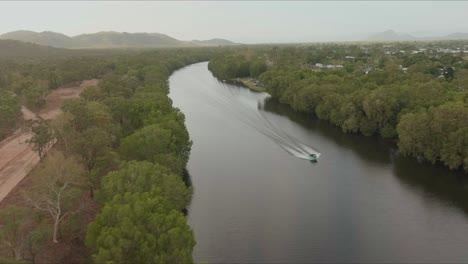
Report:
168,62,468,263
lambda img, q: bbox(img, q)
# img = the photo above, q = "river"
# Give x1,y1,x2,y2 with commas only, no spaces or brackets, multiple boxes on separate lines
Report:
168,62,468,263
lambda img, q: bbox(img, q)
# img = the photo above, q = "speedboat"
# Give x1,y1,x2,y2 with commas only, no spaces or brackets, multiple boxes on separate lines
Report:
308,154,318,162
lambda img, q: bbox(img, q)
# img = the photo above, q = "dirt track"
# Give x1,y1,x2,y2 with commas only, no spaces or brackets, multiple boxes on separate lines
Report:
0,80,98,203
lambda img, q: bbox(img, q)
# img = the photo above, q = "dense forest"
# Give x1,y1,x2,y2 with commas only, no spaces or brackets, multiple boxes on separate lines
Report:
1,38,467,263
0,40,127,139
0,46,219,263
208,42,468,172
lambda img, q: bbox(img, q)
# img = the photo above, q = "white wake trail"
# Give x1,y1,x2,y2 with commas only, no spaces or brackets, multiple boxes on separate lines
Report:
202,81,322,160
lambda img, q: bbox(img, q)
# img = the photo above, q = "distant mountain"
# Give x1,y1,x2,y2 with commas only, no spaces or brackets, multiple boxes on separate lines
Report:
72,31,184,48
368,30,416,41
190,38,236,46
0,30,238,49
442,32,468,40
0,30,73,48
0,39,72,59
368,29,468,41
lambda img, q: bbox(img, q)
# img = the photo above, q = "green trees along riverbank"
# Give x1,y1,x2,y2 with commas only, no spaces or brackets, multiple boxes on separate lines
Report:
208,43,468,172
59,50,213,263
0,48,216,263
1,40,467,262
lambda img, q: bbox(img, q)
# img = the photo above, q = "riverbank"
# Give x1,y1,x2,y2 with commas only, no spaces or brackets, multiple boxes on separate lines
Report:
0,50,215,264
228,78,266,92
170,62,468,263
207,46,468,173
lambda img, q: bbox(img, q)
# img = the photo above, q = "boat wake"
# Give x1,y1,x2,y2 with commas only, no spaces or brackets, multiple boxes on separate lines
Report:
200,79,322,160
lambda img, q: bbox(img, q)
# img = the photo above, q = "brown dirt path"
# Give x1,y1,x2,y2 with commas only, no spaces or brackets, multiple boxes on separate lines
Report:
0,79,98,203
39,79,98,120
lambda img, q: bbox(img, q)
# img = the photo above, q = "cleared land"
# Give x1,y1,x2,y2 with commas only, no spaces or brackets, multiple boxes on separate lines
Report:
0,79,98,203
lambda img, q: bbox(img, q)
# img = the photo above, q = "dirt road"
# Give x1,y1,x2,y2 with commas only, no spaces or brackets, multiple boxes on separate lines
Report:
0,79,98,203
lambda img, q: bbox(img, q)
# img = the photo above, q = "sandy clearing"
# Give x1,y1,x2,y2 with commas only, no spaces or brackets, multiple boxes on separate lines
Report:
38,79,98,120
0,113,38,202
21,106,39,121
0,135,39,202
0,79,98,203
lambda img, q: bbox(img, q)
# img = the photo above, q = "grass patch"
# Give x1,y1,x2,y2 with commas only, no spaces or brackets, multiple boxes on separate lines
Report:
235,78,266,92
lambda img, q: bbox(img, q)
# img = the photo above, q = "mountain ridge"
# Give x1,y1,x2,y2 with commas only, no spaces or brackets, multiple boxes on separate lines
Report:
0,30,237,48
368,29,468,41
0,39,73,59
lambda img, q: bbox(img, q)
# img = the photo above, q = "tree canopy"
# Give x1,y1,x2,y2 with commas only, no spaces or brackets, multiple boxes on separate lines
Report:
208,43,468,172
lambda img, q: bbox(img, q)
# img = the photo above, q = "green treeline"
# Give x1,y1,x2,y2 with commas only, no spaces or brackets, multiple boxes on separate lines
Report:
81,50,211,263
0,90,20,139
0,54,121,139
0,48,216,263
208,43,468,172
208,54,268,80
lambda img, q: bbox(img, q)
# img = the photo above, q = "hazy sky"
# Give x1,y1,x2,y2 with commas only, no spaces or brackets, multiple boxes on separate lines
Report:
1,1,468,43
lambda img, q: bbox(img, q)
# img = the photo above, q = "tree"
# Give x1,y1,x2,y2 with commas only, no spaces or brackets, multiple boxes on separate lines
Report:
112,92,173,135
143,109,192,165
0,207,30,261
23,86,47,111
340,101,362,133
62,99,114,133
362,86,402,138
443,66,455,81
98,73,132,97
27,120,54,161
441,127,468,171
119,124,191,174
99,161,191,210
80,86,103,102
397,110,433,161
49,112,75,152
249,61,267,78
0,205,47,264
71,127,115,172
25,151,85,243
315,94,344,125
359,116,378,136
0,90,20,139
238,61,251,78
60,100,116,172
47,71,59,89
23,228,48,264
86,193,195,264
429,102,468,166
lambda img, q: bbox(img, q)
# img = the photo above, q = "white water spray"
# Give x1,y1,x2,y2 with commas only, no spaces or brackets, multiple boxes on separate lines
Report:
200,79,321,161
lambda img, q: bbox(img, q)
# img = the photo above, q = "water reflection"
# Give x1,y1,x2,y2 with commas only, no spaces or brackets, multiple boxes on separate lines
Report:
260,96,468,216
171,62,468,263
182,168,193,188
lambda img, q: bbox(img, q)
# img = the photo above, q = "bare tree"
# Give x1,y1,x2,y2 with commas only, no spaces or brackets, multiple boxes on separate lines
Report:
25,151,84,243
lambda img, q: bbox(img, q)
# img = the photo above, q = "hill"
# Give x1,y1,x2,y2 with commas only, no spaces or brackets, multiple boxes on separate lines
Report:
368,29,468,41
442,32,468,40
191,38,236,46
72,31,185,48
0,30,237,49
0,39,73,59
0,39,127,60
0,30,73,48
368,30,416,41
